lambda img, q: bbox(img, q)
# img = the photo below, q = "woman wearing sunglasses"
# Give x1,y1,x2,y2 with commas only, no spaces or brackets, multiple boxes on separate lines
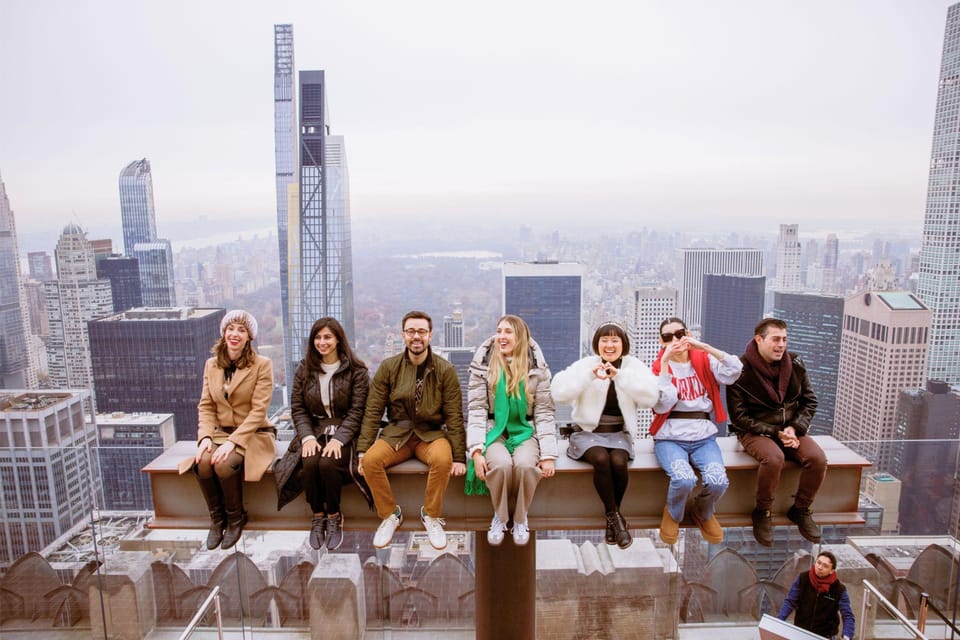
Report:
651,317,742,546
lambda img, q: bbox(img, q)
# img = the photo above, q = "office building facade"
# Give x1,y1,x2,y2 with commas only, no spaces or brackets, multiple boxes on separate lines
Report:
0,174,37,389
834,292,931,473
774,224,801,292
133,240,175,306
773,292,844,435
96,411,176,510
44,224,113,390
677,248,763,332
503,261,583,376
88,307,224,442
700,274,765,357
443,310,465,348
0,390,98,568
118,159,175,306
630,287,677,364
96,255,143,313
917,4,960,387
27,251,54,281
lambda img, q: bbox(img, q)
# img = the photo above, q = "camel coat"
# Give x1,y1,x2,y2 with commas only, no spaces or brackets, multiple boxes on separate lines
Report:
178,353,277,481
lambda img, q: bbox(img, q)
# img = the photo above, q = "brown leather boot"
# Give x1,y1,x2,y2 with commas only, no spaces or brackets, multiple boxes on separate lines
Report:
195,473,225,550
219,470,247,550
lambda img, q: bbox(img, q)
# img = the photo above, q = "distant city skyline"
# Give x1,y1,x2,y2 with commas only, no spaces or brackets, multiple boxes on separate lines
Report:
0,1,951,239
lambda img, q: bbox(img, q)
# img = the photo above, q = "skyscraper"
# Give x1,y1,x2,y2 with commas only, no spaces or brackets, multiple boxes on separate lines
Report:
88,307,224,441
678,248,764,332
443,310,465,348
274,24,298,389
96,255,143,313
630,287,677,364
773,292,844,435
0,173,38,389
27,251,54,281
44,224,113,390
700,274,765,357
821,233,839,294
0,390,98,569
774,224,801,292
118,159,158,254
503,261,583,375
96,410,176,510
118,159,175,306
917,4,960,387
287,70,356,385
834,291,931,473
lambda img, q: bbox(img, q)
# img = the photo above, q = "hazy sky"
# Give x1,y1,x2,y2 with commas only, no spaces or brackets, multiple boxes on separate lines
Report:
0,0,952,246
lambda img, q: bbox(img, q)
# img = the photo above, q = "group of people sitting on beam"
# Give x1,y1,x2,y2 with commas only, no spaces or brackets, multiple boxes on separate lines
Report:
178,309,826,555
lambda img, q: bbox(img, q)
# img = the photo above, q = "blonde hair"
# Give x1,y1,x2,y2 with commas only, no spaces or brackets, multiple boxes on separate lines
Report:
488,315,531,397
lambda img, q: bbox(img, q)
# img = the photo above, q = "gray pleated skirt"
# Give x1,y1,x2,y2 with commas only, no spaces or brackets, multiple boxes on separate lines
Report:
566,429,634,461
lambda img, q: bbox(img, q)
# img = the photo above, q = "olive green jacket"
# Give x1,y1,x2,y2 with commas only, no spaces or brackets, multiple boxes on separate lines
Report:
357,348,466,462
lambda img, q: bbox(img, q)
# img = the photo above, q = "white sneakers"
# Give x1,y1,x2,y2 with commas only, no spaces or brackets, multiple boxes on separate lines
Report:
420,506,448,550
374,506,402,548
487,513,507,546
512,521,530,546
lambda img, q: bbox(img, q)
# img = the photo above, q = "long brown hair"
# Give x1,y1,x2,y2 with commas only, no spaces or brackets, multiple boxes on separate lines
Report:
305,317,367,376
488,315,531,397
212,337,256,370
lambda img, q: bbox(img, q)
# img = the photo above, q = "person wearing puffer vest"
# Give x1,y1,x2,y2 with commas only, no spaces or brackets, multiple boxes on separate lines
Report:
551,321,658,549
465,315,557,547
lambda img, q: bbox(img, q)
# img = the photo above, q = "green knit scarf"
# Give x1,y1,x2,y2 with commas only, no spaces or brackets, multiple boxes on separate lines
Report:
464,372,534,496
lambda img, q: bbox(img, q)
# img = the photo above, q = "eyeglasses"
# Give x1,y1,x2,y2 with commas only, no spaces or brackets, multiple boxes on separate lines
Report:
661,329,686,342
403,328,430,337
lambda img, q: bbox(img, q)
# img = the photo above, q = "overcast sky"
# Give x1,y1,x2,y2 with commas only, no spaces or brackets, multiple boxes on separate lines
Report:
0,0,952,247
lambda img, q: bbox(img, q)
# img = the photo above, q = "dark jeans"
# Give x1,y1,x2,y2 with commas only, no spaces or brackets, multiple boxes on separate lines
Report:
737,433,826,510
300,451,350,514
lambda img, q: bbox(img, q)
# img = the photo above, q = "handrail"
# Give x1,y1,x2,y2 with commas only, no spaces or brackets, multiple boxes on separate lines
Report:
859,580,927,640
177,584,224,640
918,591,960,637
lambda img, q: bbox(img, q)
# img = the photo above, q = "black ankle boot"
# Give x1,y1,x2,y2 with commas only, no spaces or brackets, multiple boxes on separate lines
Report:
614,511,632,549
195,474,225,550
752,507,773,546
605,512,618,545
787,505,822,543
220,471,247,550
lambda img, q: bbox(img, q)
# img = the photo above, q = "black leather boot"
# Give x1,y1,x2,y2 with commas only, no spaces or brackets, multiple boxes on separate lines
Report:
752,507,774,546
614,511,633,549
605,511,618,545
787,504,822,543
196,474,225,550
220,470,248,550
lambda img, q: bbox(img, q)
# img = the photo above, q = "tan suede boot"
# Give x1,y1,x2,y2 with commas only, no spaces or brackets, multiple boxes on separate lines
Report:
659,506,679,545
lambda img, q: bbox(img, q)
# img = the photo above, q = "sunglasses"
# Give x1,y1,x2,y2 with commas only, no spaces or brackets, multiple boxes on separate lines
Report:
660,328,687,342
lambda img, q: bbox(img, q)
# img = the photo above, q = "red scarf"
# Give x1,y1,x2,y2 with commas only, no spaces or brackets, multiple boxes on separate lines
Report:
808,566,837,593
650,348,726,436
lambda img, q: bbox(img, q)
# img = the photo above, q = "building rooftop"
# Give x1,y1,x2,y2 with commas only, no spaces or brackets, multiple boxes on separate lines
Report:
875,291,927,310
0,391,79,412
97,307,222,322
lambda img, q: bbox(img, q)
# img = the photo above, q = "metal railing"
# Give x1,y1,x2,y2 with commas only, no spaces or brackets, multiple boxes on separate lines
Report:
918,591,960,639
859,579,927,640
178,585,224,640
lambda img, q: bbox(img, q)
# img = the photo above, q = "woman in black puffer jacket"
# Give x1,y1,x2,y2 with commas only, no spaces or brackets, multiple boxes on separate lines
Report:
275,317,371,550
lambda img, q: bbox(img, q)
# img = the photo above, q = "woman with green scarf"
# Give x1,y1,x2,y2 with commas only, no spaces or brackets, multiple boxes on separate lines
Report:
465,315,557,546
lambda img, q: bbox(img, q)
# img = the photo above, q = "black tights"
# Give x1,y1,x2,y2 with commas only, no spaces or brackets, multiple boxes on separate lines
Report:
582,446,630,514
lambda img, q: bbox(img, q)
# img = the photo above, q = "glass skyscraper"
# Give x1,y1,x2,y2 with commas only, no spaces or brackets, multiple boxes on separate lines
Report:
677,248,764,333
0,173,36,389
118,159,175,306
274,24,297,388
96,255,143,313
287,70,355,382
700,274,765,357
918,4,960,387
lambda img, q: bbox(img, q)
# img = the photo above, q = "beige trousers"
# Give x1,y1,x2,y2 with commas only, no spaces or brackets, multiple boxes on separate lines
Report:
485,437,542,525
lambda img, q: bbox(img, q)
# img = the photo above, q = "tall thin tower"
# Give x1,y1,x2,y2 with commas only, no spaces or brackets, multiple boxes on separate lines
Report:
0,173,38,388
917,4,960,386
775,223,801,292
274,24,297,388
289,70,355,381
118,159,175,306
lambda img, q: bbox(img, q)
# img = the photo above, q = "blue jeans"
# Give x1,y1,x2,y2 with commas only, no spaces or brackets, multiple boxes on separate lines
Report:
654,435,729,523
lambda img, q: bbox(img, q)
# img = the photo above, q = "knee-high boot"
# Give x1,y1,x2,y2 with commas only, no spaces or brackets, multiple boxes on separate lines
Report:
196,474,225,550
220,470,248,550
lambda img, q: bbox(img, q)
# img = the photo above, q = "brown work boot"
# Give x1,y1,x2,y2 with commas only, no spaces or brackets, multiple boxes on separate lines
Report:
751,507,773,546
787,505,822,543
692,511,724,545
659,506,679,545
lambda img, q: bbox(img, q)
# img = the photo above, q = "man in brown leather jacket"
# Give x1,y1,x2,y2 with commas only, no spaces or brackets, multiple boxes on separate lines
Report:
727,318,826,546
358,310,466,550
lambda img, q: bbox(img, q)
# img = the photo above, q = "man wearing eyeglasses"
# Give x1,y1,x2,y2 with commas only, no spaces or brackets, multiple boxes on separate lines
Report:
727,318,826,546
358,310,466,550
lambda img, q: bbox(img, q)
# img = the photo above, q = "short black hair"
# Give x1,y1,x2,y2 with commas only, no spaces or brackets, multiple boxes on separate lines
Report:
817,551,837,570
592,322,630,355
754,318,788,337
